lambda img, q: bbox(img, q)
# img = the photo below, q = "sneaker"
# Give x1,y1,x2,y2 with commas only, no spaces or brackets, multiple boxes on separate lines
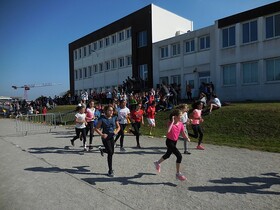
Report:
98,146,104,156
184,151,191,155
88,144,93,151
108,170,115,177
120,147,126,152
83,145,88,151
176,172,187,181
148,135,154,138
136,145,141,149
70,139,75,146
154,161,161,173
196,145,205,150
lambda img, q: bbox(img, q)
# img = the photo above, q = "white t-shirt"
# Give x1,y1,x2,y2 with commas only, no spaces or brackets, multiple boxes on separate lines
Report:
117,107,130,124
75,112,86,129
180,112,188,124
213,98,221,107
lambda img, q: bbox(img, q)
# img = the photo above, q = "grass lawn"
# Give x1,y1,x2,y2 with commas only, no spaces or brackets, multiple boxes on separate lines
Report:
50,102,280,153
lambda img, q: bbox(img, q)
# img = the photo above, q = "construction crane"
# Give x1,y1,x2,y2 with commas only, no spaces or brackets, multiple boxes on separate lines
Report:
12,83,61,100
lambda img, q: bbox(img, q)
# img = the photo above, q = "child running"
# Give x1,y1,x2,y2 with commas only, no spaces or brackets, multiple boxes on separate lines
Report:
129,103,144,148
70,105,87,151
154,109,190,181
146,101,156,137
189,101,205,150
114,100,130,151
176,104,191,154
85,100,95,151
95,104,120,177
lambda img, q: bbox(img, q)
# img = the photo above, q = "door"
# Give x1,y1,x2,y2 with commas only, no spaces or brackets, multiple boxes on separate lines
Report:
184,74,197,99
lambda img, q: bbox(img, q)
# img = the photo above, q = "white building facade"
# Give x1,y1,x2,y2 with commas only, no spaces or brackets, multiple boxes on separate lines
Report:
153,2,280,101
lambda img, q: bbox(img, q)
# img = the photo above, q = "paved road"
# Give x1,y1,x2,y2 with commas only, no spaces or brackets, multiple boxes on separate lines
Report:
0,118,279,210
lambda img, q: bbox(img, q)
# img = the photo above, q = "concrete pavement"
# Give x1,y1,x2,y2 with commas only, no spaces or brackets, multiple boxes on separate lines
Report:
0,118,279,210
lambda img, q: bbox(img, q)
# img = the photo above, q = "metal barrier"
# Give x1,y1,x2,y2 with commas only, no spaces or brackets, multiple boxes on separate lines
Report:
16,113,56,135
56,111,75,125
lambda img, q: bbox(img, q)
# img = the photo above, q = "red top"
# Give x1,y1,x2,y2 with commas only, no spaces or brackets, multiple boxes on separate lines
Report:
147,106,155,119
131,109,144,122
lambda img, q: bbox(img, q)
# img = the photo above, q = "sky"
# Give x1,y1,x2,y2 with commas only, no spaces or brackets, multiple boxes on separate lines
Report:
0,0,277,100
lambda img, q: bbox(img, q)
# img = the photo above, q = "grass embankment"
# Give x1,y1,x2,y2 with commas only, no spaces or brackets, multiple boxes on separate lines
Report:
50,103,280,153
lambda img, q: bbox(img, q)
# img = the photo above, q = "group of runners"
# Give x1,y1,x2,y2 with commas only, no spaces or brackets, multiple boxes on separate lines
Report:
70,94,206,180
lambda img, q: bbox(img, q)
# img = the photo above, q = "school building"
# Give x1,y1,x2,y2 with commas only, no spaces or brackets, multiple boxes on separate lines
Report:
69,1,280,101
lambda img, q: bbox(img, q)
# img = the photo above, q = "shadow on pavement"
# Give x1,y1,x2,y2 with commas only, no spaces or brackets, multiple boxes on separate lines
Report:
82,172,177,187
188,172,280,195
24,165,103,176
28,146,92,155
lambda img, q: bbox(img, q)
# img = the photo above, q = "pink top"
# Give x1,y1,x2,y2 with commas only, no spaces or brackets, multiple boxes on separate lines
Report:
166,121,184,141
192,109,202,125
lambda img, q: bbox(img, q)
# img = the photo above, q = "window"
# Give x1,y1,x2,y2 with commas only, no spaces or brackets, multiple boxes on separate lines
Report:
118,57,125,68
172,43,180,56
199,35,210,50
99,40,103,49
222,26,236,48
111,59,117,69
160,77,169,85
139,64,148,81
242,20,258,43
111,34,116,44
126,56,132,66
83,47,87,57
242,61,258,84
75,70,78,80
79,69,82,79
171,75,181,85
160,46,169,58
74,50,77,60
88,66,92,77
118,31,125,41
105,37,110,47
88,44,92,55
138,31,147,47
105,61,110,71
222,64,236,85
93,42,97,51
266,58,280,81
83,67,87,78
79,49,81,59
185,39,195,53
266,14,280,39
99,63,103,72
93,65,98,73
126,28,131,39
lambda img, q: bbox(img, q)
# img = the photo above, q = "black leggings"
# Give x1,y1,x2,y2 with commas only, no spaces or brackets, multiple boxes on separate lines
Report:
73,128,86,144
188,124,203,145
86,121,94,144
101,137,115,172
162,139,182,163
131,122,141,146
114,124,126,147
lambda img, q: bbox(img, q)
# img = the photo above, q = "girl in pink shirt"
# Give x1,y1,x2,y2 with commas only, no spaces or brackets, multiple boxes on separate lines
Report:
154,109,190,181
189,102,205,150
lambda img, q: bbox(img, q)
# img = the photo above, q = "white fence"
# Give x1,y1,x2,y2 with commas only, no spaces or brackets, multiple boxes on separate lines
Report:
16,113,57,135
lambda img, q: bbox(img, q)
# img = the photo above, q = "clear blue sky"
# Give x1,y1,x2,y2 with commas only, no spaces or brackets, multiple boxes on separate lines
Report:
0,0,277,100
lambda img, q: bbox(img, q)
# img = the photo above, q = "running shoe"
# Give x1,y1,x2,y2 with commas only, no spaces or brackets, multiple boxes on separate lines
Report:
154,161,161,173
184,151,191,155
98,146,104,156
196,145,205,150
88,144,93,151
176,172,187,181
108,170,115,177
70,139,75,146
120,147,126,152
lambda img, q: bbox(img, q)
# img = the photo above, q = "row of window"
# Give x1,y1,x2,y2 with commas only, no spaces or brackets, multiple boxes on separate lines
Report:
74,28,132,60
74,56,132,80
160,35,210,58
222,57,280,86
222,13,280,48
